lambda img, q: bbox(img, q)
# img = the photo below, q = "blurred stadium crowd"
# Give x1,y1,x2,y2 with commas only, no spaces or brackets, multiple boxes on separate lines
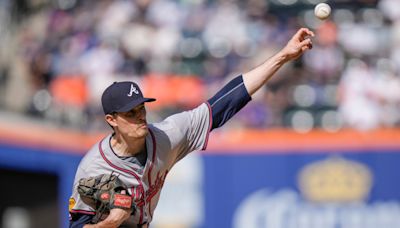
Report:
0,0,400,132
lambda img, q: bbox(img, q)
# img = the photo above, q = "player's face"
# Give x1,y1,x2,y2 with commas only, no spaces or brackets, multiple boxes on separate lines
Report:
108,104,149,139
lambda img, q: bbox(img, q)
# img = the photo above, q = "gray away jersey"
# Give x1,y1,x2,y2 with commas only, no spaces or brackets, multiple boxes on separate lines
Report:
69,103,211,226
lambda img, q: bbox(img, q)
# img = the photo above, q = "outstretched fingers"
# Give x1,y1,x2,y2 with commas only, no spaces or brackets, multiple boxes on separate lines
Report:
282,27,314,60
300,38,313,51
294,28,315,41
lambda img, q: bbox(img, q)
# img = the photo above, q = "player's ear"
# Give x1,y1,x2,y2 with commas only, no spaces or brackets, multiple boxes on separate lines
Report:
105,113,118,127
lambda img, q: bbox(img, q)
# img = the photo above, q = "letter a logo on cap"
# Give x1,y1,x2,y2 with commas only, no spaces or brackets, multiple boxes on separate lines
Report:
127,84,139,97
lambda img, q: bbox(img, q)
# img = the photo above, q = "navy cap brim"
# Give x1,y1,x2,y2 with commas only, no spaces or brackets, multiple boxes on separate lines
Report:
114,97,156,113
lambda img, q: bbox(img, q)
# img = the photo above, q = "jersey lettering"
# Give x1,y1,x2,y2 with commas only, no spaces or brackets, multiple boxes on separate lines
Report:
146,171,168,202
131,185,145,203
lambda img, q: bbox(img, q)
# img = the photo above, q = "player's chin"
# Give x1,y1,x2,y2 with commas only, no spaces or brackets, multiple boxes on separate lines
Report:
129,130,148,139
136,126,149,137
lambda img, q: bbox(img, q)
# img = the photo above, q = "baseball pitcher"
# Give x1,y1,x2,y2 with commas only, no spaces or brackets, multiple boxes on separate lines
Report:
69,28,314,228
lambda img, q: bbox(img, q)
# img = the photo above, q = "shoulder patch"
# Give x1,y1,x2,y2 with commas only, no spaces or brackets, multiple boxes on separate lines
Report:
69,197,76,211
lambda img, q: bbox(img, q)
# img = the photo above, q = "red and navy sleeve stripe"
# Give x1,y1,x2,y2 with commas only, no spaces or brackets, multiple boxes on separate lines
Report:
201,102,213,150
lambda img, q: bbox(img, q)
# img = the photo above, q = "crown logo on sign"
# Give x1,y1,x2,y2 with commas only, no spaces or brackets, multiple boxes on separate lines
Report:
298,156,373,203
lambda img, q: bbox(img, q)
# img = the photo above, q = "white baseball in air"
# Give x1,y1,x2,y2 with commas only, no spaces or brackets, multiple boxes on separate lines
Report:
314,3,331,20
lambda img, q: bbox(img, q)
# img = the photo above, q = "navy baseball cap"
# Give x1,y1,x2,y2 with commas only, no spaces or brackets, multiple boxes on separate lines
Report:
101,81,156,114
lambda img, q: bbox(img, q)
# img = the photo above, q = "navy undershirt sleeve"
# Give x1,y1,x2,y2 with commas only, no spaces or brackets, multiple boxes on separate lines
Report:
207,75,252,130
69,214,93,228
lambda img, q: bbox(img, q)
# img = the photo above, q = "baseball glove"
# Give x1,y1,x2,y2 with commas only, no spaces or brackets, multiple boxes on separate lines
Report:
77,173,135,223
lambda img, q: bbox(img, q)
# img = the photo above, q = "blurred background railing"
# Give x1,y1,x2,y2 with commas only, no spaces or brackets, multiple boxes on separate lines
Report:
1,0,399,132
